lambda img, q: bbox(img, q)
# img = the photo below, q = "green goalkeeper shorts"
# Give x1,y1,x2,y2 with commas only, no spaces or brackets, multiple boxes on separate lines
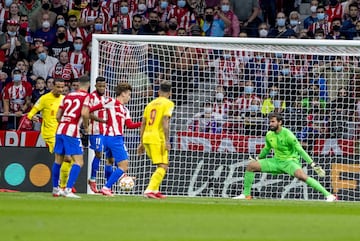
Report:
259,158,302,176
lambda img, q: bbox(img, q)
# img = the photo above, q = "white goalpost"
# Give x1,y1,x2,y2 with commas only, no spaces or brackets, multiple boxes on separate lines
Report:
89,34,360,201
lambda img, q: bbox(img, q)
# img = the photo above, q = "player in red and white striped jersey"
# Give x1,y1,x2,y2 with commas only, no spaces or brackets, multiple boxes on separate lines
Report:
52,76,91,198
100,82,141,196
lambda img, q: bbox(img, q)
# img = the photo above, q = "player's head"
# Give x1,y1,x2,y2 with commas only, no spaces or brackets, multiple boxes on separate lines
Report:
52,78,65,97
268,112,283,132
95,76,106,96
78,75,90,92
159,80,172,98
115,82,132,104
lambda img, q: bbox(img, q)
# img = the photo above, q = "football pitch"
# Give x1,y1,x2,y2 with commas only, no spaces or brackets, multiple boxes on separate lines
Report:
0,193,359,241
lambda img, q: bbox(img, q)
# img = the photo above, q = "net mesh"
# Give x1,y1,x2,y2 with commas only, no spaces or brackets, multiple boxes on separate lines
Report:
92,37,360,201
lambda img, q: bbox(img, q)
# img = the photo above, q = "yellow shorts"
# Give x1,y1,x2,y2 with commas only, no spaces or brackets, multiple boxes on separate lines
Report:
44,137,55,154
144,143,169,165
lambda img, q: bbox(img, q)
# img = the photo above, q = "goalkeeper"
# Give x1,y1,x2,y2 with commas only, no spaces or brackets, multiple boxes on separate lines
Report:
233,112,337,202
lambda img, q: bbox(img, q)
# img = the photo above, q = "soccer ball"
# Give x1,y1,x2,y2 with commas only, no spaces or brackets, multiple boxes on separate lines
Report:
119,176,135,191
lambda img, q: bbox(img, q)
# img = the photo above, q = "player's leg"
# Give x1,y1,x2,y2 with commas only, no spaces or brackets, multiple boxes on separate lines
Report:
52,135,65,197
88,135,103,191
144,143,169,199
104,148,114,182
60,156,73,189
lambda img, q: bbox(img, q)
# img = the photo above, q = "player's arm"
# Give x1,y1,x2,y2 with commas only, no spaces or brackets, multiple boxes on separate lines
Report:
137,117,147,155
56,108,64,123
162,115,171,151
258,134,271,159
27,97,43,121
125,119,142,129
81,105,90,134
90,113,106,123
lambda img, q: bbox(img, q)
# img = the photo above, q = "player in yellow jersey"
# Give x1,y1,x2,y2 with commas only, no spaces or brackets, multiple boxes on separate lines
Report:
27,78,72,191
137,81,175,199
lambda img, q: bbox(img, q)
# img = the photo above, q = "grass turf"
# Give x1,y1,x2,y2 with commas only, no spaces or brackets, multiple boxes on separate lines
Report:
0,192,359,241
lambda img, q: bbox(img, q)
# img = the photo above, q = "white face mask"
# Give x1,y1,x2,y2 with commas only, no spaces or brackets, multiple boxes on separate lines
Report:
42,20,50,29
204,107,212,113
259,29,268,37
310,5,317,13
216,92,224,101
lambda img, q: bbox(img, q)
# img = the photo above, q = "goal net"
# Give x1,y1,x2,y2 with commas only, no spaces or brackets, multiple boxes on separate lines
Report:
90,35,360,201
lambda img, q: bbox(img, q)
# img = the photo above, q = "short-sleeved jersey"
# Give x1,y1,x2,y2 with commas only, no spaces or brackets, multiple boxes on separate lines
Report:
105,98,131,136
56,90,90,138
259,127,313,163
89,91,107,135
27,92,64,139
142,96,175,144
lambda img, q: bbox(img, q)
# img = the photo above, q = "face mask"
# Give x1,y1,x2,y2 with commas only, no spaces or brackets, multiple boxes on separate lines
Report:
94,23,103,31
205,15,214,22
8,31,16,36
216,92,224,101
57,32,65,39
256,55,263,61
250,105,259,112
38,52,47,61
160,1,168,9
177,0,186,8
13,74,21,82
275,53,282,58
92,1,99,7
310,6,317,12
333,66,343,72
317,13,325,20
57,19,65,26
138,3,146,12
223,54,231,60
42,3,50,10
277,18,286,27
281,68,290,75
333,25,340,31
221,5,230,13
149,19,158,26
5,0,12,7
290,20,298,26
169,23,177,30
74,43,83,51
120,6,128,14
269,90,278,97
42,20,50,29
204,107,212,113
244,86,254,94
259,29,268,37
273,100,281,108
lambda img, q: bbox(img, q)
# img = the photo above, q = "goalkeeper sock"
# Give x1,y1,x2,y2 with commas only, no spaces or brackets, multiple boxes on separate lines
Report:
90,156,101,180
105,168,124,189
146,167,166,192
66,164,81,189
105,164,113,181
60,161,72,188
243,171,255,196
306,177,331,197
52,162,61,188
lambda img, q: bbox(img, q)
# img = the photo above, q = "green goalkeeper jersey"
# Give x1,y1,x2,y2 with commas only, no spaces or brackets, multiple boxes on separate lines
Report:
258,127,313,164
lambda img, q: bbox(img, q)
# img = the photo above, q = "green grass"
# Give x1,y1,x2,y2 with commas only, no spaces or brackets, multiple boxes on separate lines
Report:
0,193,359,241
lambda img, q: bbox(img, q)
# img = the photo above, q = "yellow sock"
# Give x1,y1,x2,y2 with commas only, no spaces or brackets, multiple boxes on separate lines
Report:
60,161,72,188
146,167,166,192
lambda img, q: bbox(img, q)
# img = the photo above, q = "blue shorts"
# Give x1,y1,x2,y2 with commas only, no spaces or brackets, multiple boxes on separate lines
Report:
54,134,83,156
103,135,128,164
89,135,105,152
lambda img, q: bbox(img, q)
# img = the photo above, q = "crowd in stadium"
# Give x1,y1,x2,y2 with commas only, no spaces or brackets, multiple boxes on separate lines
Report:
0,0,359,144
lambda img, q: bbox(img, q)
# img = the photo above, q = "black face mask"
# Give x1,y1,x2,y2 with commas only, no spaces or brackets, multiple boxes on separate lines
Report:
57,32,65,40
169,23,177,30
42,3,50,10
149,19,158,26
92,2,99,7
26,0,32,3
205,15,214,22
333,25,340,31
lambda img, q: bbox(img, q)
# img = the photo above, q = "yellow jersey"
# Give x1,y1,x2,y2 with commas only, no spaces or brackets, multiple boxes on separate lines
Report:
27,92,64,139
142,97,174,144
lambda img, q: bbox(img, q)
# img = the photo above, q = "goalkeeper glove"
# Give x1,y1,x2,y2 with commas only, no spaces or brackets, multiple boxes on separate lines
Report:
311,162,325,177
249,156,259,162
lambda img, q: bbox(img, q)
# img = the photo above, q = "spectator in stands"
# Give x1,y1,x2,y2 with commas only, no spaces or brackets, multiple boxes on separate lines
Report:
325,0,343,23
257,22,269,38
31,76,49,104
2,68,33,130
7,3,21,27
131,14,143,35
19,0,41,20
155,0,172,30
32,45,58,79
167,17,178,36
230,0,260,37
62,84,70,95
46,76,54,90
66,15,88,43
283,100,307,133
351,20,360,39
267,12,296,38
301,84,326,113
244,52,268,96
342,3,358,39
187,101,223,133
70,78,80,92
32,13,57,47
261,84,286,115
28,37,45,65
303,0,319,30
29,0,57,32
212,85,230,125
51,50,79,85
220,0,240,37
0,20,29,75
55,14,67,28
139,10,162,35
177,27,187,36
201,6,230,37
326,17,346,39
234,80,261,119
69,37,90,77
168,0,196,31
80,0,110,32
15,59,33,85
243,98,265,136
308,5,331,37
288,11,301,36
84,17,107,48
133,0,149,23
260,0,276,28
110,0,132,34
51,0,69,16
49,26,74,58
277,59,299,106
